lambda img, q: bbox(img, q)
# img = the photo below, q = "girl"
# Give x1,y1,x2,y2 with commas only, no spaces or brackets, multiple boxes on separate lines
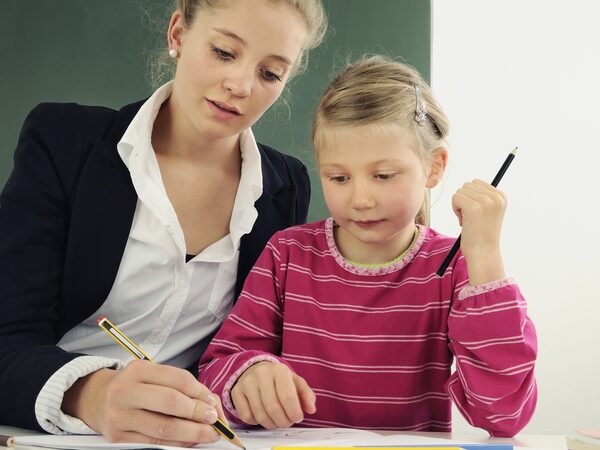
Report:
0,0,326,446
198,56,538,437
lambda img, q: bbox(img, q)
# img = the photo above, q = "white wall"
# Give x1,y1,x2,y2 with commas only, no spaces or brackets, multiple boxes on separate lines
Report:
431,0,600,434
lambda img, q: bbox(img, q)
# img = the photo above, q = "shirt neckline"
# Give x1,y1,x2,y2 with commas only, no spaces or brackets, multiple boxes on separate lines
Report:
324,217,427,276
116,81,264,262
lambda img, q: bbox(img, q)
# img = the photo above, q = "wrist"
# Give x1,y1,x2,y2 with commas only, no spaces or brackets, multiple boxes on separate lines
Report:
463,248,506,285
62,368,116,431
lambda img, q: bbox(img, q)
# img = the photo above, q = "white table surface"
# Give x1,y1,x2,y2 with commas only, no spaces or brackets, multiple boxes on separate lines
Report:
0,425,567,450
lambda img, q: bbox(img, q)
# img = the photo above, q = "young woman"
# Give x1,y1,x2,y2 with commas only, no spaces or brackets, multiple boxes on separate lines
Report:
0,0,326,446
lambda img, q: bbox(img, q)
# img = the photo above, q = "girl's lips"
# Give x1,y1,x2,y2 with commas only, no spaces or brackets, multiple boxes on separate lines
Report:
354,219,384,228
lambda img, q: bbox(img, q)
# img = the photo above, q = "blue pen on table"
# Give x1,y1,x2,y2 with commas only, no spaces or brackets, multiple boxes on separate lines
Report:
97,316,245,450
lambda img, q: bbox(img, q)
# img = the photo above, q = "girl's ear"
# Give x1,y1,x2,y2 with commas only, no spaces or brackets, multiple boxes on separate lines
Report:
426,147,448,188
167,11,186,54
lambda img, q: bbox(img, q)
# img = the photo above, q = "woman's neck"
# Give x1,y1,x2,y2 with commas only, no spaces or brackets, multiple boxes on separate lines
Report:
151,95,240,165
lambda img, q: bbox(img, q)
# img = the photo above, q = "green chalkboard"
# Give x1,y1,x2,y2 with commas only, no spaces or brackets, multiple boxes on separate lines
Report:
0,0,430,221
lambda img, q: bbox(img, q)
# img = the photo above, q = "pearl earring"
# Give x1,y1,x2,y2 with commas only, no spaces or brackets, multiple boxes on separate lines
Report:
168,48,178,58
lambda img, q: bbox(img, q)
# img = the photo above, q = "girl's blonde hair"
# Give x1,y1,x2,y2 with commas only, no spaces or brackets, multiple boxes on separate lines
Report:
151,0,327,88
312,55,450,226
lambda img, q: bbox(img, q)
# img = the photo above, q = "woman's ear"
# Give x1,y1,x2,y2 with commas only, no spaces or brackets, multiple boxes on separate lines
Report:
167,11,186,55
426,147,448,188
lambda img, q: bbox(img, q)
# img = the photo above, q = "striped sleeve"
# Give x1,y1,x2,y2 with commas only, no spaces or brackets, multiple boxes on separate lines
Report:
198,234,292,422
445,256,538,437
35,355,123,434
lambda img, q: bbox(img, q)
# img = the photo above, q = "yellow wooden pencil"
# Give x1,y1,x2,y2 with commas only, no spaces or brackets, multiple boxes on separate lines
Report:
97,315,245,449
97,316,154,362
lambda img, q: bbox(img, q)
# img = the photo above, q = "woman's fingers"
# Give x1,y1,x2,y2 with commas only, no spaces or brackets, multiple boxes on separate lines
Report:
113,382,218,425
113,360,222,423
103,409,220,447
96,361,225,445
120,360,212,401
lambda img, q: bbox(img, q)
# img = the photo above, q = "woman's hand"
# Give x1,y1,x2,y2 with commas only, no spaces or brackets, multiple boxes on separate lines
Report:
62,360,225,447
231,361,316,429
452,179,507,285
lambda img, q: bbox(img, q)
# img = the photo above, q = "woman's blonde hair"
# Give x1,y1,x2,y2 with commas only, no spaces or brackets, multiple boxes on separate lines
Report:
312,55,450,226
151,0,327,88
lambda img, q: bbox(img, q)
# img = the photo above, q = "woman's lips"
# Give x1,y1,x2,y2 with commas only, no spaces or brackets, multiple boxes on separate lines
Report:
206,99,241,120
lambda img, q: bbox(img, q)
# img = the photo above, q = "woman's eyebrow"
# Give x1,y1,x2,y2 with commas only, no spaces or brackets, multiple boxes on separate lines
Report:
213,27,292,65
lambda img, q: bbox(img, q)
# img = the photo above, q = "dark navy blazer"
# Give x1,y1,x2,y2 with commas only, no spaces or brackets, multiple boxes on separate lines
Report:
0,101,310,429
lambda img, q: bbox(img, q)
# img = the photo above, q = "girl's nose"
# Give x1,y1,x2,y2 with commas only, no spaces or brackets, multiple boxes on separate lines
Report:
351,182,376,209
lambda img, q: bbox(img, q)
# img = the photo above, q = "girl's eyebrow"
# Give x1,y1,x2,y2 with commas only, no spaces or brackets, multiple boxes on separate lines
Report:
369,158,405,165
318,162,345,168
213,27,293,65
320,158,406,166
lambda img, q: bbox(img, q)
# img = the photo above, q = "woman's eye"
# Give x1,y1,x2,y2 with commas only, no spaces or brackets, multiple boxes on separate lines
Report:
211,45,234,61
261,70,282,83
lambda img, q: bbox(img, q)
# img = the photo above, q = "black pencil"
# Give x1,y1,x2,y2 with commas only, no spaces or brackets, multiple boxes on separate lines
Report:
436,147,518,277
97,316,246,450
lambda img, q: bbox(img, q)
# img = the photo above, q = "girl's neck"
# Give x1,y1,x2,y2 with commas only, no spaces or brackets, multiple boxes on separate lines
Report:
334,223,419,265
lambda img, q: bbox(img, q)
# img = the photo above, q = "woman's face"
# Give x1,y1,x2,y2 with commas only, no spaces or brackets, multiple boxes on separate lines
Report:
169,0,308,142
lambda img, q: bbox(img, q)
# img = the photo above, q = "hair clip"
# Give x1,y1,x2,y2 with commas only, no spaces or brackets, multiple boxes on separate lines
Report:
414,85,427,126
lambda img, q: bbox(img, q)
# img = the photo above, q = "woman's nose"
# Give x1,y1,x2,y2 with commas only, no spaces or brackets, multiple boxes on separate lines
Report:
223,67,253,98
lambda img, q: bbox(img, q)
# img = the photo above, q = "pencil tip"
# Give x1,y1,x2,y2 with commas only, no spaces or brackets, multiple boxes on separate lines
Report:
231,436,245,449
511,146,518,155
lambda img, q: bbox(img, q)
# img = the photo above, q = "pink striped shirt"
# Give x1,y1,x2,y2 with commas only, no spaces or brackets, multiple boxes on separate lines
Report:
198,218,537,436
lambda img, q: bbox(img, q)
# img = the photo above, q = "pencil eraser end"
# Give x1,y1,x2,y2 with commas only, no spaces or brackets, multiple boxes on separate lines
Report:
97,315,106,325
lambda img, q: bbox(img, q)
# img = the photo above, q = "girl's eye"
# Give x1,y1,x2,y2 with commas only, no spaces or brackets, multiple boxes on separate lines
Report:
329,175,348,183
211,45,234,61
261,70,282,83
375,173,397,181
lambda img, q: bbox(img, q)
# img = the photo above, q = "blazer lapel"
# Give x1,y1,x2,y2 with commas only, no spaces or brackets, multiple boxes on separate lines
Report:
58,102,143,336
234,146,298,299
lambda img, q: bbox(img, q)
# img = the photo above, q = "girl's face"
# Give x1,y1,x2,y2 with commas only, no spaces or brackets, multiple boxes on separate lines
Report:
168,0,308,142
318,124,445,264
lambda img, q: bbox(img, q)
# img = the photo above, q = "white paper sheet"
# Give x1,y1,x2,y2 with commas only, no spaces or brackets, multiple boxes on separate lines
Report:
12,427,528,450
13,427,379,450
